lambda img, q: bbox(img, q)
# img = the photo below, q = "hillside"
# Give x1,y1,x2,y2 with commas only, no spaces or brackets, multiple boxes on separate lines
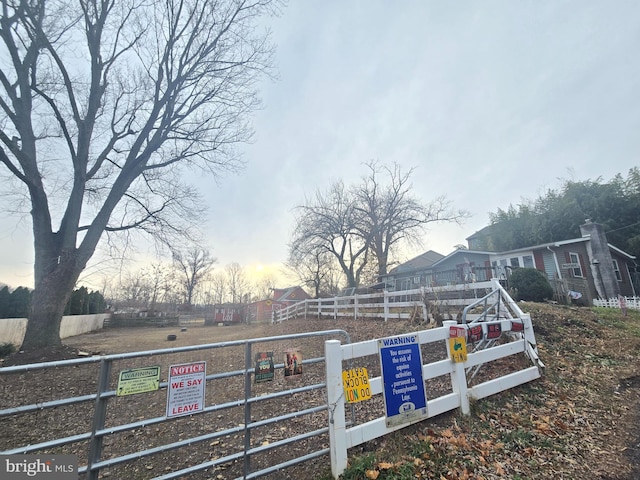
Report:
2,302,639,479
329,303,640,480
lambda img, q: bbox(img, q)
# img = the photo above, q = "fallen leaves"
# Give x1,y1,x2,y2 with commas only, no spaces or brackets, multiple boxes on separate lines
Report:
338,303,640,479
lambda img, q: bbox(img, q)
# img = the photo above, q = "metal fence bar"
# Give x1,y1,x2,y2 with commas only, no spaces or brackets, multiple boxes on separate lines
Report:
1,328,351,480
87,357,112,480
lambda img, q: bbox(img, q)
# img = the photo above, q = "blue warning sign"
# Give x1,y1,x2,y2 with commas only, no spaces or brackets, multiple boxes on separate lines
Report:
378,333,428,427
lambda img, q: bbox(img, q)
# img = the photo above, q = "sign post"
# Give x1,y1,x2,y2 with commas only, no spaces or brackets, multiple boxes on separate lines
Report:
166,361,206,418
378,333,428,427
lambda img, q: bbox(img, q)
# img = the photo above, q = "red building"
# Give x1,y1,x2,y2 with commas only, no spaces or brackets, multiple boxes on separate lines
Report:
246,286,311,323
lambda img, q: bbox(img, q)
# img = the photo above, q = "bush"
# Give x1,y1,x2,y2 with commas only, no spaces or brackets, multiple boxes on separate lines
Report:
509,268,553,302
0,342,16,358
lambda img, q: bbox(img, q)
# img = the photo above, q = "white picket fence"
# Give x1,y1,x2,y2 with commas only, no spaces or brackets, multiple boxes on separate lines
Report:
593,296,640,310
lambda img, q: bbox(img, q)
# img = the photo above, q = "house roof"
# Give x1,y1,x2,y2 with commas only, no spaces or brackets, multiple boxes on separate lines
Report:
429,249,496,268
465,224,495,242
387,250,445,275
272,286,310,302
387,233,636,277
609,244,636,260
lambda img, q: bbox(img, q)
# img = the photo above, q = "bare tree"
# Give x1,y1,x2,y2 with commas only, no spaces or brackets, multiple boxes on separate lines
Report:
0,0,278,350
142,262,175,314
290,181,370,288
173,248,216,307
225,262,249,303
207,271,229,305
354,161,468,276
254,274,277,301
290,162,468,288
117,272,152,311
287,247,340,298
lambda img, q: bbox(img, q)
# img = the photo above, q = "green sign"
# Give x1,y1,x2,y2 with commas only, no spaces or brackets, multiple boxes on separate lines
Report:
254,351,275,383
117,366,161,396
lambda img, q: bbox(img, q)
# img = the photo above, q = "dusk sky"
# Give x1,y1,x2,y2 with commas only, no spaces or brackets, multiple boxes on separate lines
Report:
1,1,639,289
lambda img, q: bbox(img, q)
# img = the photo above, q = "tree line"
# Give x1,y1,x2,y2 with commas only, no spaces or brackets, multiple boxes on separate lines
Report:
0,286,105,319
481,168,640,262
105,256,277,314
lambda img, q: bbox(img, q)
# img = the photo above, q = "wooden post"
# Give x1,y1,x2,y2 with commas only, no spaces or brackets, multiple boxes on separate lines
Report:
443,320,470,415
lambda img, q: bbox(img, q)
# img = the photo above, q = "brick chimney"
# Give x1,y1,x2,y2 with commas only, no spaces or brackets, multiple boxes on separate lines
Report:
580,219,619,299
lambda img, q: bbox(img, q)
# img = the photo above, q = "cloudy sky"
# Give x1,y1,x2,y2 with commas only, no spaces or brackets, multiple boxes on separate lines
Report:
1,0,639,289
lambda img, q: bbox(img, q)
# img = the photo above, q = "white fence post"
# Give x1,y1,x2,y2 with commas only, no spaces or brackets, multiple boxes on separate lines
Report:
443,320,470,415
383,290,389,322
325,339,347,479
354,294,358,320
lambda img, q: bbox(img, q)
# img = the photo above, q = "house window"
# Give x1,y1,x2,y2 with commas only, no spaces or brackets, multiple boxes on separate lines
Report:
523,255,534,268
612,259,622,281
413,275,421,284
510,257,520,268
569,252,583,277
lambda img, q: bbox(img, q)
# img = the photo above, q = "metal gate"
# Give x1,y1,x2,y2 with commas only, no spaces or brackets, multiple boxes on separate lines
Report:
0,329,350,479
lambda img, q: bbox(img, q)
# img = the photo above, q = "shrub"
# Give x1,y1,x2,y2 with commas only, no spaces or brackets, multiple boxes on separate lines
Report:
509,268,553,302
0,342,16,358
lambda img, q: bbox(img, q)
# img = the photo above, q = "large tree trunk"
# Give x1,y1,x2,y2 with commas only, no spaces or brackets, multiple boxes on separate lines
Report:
20,250,84,351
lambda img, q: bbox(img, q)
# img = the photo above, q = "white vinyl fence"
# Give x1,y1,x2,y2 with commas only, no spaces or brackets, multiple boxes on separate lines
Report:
274,281,499,323
593,296,640,310
323,283,544,479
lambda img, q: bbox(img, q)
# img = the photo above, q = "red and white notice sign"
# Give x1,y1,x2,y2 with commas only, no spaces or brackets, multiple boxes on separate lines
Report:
166,361,206,418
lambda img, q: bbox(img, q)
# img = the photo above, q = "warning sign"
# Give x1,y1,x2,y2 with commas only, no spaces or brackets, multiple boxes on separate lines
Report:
342,368,372,403
487,323,502,339
117,366,161,396
449,337,468,363
166,361,206,418
379,334,428,427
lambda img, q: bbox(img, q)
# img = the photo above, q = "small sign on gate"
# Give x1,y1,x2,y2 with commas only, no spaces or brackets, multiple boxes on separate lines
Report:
254,351,274,383
342,367,372,403
448,337,468,363
117,366,161,396
166,361,206,418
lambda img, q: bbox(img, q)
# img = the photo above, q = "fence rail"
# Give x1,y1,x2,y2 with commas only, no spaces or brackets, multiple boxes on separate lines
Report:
2,281,543,480
593,296,640,310
274,280,523,324
325,308,543,478
0,330,350,480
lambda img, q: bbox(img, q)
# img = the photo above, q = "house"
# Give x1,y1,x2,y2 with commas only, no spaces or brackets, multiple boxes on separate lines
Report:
380,220,637,305
246,286,311,323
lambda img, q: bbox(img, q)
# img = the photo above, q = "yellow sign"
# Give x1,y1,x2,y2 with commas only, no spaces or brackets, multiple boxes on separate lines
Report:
342,367,372,403
117,366,161,396
449,337,468,363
